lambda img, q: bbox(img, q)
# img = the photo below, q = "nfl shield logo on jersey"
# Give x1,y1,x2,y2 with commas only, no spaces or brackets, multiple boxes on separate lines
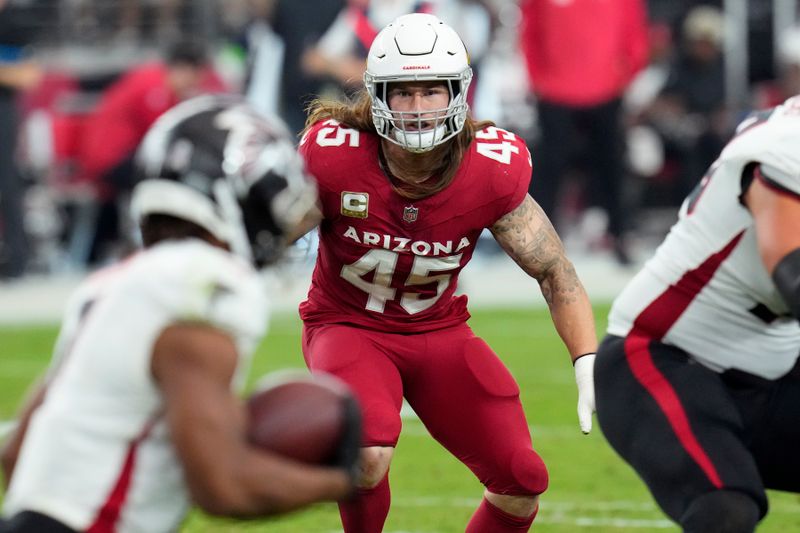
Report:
403,206,418,223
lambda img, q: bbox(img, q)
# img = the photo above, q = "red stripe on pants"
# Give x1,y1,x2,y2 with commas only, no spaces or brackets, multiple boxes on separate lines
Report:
624,231,744,488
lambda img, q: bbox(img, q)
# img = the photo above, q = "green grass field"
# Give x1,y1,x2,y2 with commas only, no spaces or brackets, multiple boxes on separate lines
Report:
2,307,800,532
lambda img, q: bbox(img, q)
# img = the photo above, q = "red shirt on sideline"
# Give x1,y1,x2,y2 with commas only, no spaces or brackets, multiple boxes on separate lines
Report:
519,0,649,107
78,63,225,190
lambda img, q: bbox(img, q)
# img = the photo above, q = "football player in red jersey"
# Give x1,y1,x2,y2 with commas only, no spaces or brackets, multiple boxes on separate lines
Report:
296,13,598,533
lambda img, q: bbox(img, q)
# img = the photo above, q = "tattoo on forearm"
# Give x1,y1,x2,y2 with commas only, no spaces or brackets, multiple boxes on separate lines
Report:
491,196,583,306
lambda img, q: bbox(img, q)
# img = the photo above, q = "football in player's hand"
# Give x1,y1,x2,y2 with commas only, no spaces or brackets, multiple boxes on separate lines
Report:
246,371,362,466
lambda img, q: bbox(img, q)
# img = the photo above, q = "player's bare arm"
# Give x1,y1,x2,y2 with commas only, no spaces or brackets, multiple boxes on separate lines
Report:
745,167,800,318
152,323,351,517
286,202,323,244
745,169,800,272
0,379,47,488
490,194,598,359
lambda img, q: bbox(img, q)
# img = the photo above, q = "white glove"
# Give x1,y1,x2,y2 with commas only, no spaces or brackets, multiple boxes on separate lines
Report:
574,353,596,434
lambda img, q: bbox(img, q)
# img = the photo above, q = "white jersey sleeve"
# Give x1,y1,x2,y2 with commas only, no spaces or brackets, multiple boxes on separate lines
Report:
723,99,800,196
142,240,268,359
761,161,800,196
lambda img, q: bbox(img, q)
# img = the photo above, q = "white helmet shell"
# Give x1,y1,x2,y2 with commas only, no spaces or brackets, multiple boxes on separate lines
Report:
364,13,472,153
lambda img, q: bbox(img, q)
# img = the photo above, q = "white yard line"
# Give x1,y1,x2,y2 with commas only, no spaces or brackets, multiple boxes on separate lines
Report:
388,496,676,529
382,495,800,529
559,517,674,528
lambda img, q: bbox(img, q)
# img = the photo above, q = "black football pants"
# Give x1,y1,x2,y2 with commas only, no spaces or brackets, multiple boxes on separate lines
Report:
595,334,800,523
0,511,77,533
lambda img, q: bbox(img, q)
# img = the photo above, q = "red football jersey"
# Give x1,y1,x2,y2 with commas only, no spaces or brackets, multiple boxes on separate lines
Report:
299,120,531,333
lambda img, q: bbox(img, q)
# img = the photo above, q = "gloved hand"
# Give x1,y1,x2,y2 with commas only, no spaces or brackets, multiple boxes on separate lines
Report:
573,353,596,434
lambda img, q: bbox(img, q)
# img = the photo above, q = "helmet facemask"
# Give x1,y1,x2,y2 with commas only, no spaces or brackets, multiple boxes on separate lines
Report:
364,13,473,153
366,74,472,153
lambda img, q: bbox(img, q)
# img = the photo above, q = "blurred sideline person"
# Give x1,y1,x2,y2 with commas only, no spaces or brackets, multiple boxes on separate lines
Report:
267,0,346,135
519,0,649,265
0,0,43,279
0,96,358,533
753,25,800,110
297,14,598,532
301,0,491,104
77,39,225,264
644,5,731,206
593,96,800,531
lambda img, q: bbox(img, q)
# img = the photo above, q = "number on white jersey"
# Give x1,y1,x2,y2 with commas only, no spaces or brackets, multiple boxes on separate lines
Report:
340,250,462,314
475,127,520,165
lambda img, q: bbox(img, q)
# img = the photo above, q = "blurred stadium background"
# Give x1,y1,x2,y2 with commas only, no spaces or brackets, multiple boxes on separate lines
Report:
3,0,800,281
3,0,800,279
3,0,800,531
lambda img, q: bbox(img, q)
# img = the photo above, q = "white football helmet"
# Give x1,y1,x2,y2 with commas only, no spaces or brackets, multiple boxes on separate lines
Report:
132,94,317,267
364,13,473,153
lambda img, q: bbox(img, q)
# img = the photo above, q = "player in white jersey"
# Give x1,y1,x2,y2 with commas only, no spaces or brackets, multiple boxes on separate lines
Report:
591,96,800,532
0,96,360,533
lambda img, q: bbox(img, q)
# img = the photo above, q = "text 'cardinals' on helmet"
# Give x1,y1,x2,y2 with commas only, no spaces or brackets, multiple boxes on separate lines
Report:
132,94,317,267
364,13,473,153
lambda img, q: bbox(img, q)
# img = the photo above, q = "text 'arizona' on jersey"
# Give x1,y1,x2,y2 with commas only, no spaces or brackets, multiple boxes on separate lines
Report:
299,119,531,333
607,97,800,379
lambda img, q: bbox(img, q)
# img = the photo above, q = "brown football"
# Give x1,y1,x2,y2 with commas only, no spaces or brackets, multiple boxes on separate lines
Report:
246,372,355,464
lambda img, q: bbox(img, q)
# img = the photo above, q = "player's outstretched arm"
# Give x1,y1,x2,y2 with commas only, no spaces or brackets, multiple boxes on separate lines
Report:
745,166,800,319
489,195,598,357
285,203,323,244
490,194,599,433
0,380,47,489
152,324,353,518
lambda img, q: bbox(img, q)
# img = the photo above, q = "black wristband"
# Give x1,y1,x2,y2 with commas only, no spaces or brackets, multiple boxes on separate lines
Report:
772,248,800,320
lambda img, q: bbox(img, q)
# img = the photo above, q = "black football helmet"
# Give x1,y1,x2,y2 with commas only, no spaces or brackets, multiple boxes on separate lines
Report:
132,94,317,267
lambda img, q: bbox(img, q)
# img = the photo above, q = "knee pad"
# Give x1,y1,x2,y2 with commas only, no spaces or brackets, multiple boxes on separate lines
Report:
680,490,760,533
497,448,548,495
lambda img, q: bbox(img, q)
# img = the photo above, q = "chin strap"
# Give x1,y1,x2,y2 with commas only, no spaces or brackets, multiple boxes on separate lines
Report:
391,124,447,153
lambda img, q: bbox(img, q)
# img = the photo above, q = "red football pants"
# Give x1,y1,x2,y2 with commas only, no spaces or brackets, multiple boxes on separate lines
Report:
302,322,548,495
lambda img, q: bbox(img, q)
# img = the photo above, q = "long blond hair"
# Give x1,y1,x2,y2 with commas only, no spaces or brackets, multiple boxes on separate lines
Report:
303,90,493,199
